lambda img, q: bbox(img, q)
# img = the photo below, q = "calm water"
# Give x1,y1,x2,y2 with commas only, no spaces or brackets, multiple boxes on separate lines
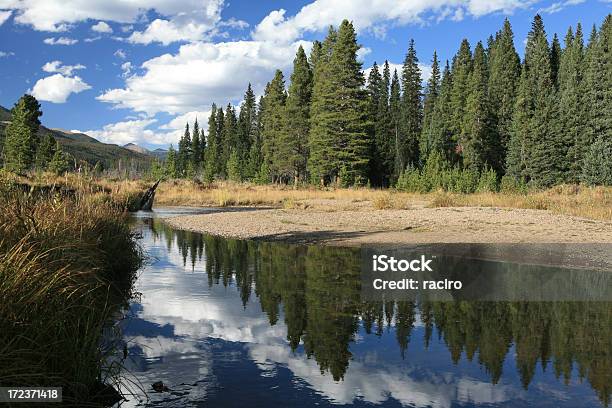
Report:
119,208,611,407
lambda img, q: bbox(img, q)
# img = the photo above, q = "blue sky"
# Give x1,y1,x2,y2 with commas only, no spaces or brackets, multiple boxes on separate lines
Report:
0,0,610,149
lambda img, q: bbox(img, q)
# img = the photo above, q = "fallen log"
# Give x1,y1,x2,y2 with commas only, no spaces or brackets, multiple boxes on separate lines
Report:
138,178,161,211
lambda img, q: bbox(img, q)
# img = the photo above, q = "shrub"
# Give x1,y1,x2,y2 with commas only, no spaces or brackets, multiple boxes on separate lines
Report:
500,175,528,194
477,166,499,192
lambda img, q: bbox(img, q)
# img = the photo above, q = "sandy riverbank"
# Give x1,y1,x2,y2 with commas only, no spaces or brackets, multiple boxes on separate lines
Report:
165,202,612,245
163,201,612,269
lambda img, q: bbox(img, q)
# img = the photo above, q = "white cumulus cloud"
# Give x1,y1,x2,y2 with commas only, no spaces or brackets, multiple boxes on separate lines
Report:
30,74,91,103
43,37,78,45
0,10,11,26
91,21,112,33
97,39,309,115
0,51,15,57
252,0,534,43
2,0,225,44
42,60,86,76
81,113,210,146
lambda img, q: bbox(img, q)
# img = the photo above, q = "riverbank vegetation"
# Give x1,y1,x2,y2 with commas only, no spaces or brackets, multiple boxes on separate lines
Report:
0,173,142,406
161,14,611,190
150,179,611,221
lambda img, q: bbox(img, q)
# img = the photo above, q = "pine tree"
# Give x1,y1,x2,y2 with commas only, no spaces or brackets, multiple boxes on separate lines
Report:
166,144,178,178
366,62,382,183
177,123,192,177
427,61,455,163
35,134,55,170
48,141,68,175
506,67,530,179
399,39,422,174
559,24,587,182
222,104,238,178
260,70,287,181
191,118,202,170
374,60,393,186
550,33,562,87
524,14,563,187
584,17,611,160
462,42,497,171
237,84,258,177
308,26,338,185
214,106,225,176
203,104,218,181
488,18,520,168
450,39,473,148
389,69,401,183
420,51,441,162
281,46,312,184
329,20,370,185
16,94,43,150
247,97,264,180
3,97,36,173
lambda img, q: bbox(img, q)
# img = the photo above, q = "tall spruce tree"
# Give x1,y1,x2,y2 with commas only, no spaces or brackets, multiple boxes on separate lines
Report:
559,24,587,182
389,69,402,183
177,123,191,177
3,97,37,173
214,106,225,176
487,18,520,168
35,134,55,170
374,61,393,186
166,144,178,178
462,42,497,171
191,118,202,170
222,104,238,178
427,61,455,163
449,39,473,149
48,141,68,175
366,62,382,183
584,17,611,158
203,104,218,181
329,20,369,185
260,70,287,181
309,26,338,185
237,84,258,177
507,67,530,179
420,51,441,162
399,39,422,175
282,46,312,184
550,33,562,87
522,14,563,186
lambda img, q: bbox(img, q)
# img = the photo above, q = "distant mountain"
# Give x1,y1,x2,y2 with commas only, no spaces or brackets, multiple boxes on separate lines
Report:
0,105,152,168
124,143,150,155
151,148,168,159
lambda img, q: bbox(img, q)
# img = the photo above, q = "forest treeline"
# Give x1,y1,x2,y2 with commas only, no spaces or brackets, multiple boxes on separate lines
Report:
166,14,611,190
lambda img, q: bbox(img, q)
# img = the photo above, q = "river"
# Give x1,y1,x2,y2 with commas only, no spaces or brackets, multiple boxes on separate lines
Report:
117,208,610,407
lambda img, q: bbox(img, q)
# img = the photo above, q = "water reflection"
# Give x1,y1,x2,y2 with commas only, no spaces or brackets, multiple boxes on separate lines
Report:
122,211,610,407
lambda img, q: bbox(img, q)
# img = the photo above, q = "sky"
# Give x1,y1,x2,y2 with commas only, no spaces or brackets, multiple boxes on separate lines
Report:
0,0,610,150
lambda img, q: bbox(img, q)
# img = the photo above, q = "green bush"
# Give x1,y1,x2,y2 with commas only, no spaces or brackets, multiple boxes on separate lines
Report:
500,175,528,194
477,166,499,192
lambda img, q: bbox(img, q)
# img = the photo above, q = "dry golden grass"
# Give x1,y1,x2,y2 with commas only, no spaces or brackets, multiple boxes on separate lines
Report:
152,180,612,221
26,175,608,221
427,185,612,221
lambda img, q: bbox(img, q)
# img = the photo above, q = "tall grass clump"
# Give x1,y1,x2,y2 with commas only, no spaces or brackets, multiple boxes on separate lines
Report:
0,176,142,406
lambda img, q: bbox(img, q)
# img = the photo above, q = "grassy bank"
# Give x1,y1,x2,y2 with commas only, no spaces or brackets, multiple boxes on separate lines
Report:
0,174,142,406
151,179,612,221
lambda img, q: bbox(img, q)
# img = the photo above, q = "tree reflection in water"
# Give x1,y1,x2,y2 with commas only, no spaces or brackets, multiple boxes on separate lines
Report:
147,218,611,407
